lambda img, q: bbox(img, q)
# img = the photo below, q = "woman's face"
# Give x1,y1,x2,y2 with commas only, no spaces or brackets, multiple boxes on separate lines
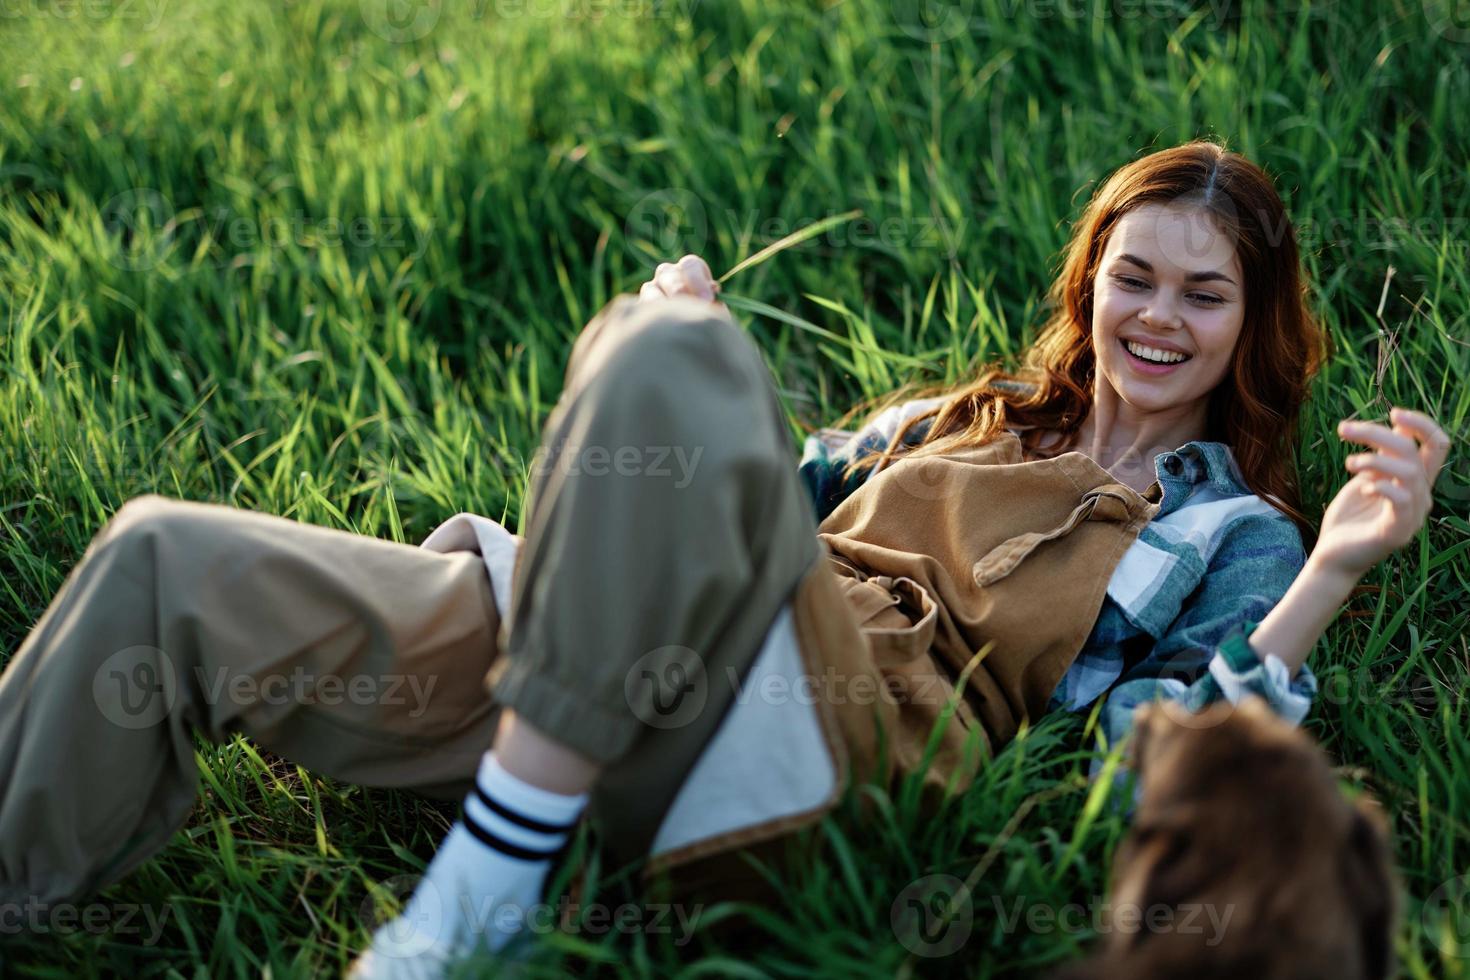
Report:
1090,203,1245,416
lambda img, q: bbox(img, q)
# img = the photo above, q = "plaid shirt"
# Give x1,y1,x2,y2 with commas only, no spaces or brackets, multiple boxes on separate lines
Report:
797,397,1319,764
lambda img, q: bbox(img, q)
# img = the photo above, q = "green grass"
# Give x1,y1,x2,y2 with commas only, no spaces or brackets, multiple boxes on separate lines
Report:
2,0,1468,975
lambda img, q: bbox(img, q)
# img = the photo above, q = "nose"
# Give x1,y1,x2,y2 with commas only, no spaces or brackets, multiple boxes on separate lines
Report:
1137,296,1184,332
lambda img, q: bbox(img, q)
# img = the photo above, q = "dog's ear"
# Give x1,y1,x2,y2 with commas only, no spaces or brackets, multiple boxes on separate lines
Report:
1339,796,1397,980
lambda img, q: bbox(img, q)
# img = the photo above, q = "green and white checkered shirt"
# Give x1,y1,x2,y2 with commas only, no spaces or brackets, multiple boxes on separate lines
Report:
797,397,1319,767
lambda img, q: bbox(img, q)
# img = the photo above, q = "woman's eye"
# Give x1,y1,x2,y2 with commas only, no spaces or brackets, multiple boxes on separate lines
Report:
1189,293,1225,306
1113,275,1148,291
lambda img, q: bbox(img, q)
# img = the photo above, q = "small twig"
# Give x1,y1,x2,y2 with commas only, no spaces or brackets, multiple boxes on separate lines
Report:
1371,266,1398,413
717,209,864,283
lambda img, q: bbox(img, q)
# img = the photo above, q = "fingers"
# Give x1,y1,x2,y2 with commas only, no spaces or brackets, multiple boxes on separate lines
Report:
648,255,718,302
677,254,719,295
1337,418,1420,460
1367,478,1413,506
1345,451,1423,484
652,262,685,296
1390,406,1453,484
1338,408,1455,508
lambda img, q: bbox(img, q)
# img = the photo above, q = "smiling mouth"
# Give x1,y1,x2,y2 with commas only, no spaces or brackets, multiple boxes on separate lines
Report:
1121,338,1192,366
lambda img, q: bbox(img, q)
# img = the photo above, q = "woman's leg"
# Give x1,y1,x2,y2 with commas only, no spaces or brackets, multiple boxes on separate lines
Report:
354,295,824,972
0,494,507,909
0,293,820,954
486,294,821,862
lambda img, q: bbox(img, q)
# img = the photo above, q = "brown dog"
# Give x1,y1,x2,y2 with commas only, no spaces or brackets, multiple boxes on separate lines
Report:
1050,695,1397,980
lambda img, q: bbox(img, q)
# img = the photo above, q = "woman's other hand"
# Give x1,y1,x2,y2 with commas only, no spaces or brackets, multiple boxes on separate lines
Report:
1309,406,1453,580
637,254,724,307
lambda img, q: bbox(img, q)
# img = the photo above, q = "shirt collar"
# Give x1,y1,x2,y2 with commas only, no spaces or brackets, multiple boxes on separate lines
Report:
1149,440,1253,514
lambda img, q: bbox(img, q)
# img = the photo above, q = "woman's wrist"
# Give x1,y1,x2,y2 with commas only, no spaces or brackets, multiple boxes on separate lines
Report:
1248,555,1363,677
1301,551,1368,595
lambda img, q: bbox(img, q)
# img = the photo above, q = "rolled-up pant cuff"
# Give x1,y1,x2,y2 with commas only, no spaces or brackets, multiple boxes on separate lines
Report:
486,658,638,765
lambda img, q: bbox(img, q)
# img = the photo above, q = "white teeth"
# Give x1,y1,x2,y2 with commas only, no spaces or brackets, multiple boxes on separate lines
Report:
1125,340,1189,364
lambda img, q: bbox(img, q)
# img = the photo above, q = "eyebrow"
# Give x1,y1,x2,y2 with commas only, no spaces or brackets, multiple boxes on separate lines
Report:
1115,253,1237,287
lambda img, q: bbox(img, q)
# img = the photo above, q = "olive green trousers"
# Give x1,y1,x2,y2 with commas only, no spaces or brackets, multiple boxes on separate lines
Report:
0,295,819,907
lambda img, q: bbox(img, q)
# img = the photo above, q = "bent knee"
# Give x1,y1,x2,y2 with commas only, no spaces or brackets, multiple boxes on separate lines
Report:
576,297,759,388
611,309,770,402
102,494,203,551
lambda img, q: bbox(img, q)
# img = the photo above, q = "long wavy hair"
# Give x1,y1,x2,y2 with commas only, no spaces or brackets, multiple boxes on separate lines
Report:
852,140,1329,543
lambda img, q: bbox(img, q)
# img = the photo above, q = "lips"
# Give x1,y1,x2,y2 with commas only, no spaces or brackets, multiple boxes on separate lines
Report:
1119,336,1188,374
1119,335,1193,357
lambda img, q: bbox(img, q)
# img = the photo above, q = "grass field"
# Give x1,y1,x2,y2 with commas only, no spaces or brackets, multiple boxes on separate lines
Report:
2,0,1469,975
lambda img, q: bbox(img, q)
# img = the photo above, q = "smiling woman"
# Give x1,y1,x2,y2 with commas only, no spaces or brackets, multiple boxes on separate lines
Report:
850,142,1329,529
0,141,1452,980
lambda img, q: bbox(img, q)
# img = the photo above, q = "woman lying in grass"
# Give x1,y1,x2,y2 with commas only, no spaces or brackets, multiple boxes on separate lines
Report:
0,141,1451,978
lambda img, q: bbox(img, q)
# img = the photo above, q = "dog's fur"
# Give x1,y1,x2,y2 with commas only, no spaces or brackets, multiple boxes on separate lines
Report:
1050,696,1397,980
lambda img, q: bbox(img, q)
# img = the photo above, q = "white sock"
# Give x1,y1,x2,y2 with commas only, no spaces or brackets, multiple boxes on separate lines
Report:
359,753,588,970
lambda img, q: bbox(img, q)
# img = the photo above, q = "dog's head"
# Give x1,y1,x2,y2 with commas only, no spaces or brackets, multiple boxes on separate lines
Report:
1053,695,1397,980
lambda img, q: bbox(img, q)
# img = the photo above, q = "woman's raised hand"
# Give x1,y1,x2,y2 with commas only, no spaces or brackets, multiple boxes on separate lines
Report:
637,254,723,306
1309,406,1453,580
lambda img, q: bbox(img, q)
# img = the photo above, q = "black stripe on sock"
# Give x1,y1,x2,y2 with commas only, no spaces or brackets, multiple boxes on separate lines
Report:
461,808,567,861
472,781,581,836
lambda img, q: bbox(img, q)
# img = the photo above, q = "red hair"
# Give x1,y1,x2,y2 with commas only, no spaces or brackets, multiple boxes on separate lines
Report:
854,141,1329,543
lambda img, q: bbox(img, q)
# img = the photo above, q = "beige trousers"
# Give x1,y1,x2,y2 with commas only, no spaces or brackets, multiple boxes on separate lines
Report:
0,295,819,906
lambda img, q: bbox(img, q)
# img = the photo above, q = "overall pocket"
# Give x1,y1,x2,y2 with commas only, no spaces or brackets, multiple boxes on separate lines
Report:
971,487,1137,587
